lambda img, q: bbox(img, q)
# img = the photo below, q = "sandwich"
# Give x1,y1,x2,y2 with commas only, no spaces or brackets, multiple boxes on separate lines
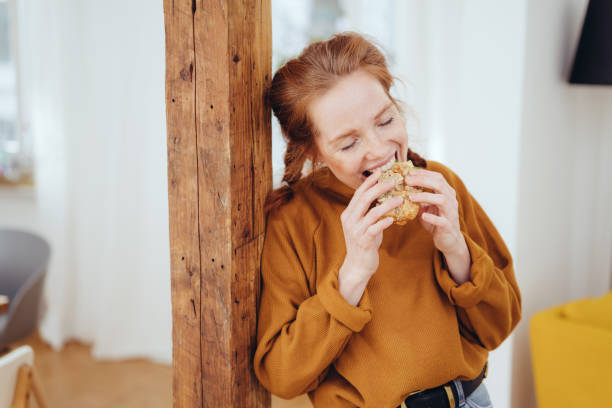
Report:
375,160,422,225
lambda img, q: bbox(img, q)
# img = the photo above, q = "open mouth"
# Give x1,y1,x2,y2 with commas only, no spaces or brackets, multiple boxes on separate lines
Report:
362,151,398,177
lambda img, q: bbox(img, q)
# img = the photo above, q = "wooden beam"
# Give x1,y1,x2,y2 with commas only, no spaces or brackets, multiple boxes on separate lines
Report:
164,1,272,407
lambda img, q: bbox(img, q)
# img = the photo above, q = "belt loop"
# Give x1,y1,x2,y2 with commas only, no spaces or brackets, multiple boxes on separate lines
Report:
452,379,466,406
443,385,455,408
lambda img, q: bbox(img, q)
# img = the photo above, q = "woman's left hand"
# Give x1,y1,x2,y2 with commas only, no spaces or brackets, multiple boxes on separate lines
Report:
405,168,466,255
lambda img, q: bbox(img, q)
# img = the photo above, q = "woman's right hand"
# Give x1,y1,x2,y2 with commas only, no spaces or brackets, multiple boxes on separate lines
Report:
338,170,403,305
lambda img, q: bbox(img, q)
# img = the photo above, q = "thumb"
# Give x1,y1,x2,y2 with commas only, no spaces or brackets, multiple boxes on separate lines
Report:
417,206,435,233
418,213,434,233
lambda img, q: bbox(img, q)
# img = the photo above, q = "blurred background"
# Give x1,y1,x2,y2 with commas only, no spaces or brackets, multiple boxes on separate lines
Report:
0,0,610,407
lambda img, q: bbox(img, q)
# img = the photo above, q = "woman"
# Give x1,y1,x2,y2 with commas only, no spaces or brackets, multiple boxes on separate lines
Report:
253,32,521,408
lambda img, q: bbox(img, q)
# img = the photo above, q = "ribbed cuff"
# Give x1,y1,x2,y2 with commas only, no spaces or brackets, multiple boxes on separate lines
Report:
435,232,494,308
317,264,373,332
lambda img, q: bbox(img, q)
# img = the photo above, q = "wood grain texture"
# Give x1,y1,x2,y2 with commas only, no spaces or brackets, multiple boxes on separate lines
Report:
163,1,202,407
228,1,272,405
165,0,272,406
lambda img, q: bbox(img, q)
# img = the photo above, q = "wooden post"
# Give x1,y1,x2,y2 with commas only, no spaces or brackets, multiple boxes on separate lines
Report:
164,1,272,407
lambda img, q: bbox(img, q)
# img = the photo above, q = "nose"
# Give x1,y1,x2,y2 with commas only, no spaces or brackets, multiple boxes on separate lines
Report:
363,130,387,159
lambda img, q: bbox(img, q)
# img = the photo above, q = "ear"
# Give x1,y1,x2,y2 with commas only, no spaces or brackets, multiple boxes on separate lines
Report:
309,147,324,167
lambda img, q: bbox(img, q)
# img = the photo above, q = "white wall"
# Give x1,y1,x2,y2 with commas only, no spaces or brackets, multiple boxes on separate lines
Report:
512,0,612,407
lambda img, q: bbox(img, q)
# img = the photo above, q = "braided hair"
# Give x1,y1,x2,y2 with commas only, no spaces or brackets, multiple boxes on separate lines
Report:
264,32,425,215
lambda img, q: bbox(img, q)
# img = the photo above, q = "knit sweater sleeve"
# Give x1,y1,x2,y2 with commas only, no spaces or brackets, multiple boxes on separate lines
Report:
432,164,522,351
253,210,373,399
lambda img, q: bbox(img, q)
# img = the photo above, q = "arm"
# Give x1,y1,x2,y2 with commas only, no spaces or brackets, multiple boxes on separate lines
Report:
439,237,471,285
253,213,372,399
432,167,522,350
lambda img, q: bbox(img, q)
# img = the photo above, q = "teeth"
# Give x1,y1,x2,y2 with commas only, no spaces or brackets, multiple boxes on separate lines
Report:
380,158,394,172
362,153,398,177
371,156,395,173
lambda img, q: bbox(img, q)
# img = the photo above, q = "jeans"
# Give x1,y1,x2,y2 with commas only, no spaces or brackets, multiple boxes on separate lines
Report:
451,379,493,408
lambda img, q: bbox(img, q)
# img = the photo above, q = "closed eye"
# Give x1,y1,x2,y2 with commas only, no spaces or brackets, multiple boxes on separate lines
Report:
341,140,356,151
380,117,393,126
340,117,392,151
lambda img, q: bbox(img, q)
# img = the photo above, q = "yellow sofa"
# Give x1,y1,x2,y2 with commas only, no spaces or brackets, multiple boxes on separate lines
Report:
530,292,612,407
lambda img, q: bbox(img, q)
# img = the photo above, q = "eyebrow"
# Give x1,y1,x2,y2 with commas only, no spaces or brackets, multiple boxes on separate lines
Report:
329,102,394,145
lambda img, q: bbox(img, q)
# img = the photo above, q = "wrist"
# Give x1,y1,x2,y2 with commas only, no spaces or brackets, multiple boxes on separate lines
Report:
441,236,471,285
338,262,370,306
443,234,469,259
342,255,375,280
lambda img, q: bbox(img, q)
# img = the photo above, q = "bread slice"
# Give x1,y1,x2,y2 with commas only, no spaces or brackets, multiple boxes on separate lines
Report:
376,160,422,225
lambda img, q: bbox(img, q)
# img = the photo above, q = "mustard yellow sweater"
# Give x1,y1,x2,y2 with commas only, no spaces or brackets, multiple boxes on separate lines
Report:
253,160,521,408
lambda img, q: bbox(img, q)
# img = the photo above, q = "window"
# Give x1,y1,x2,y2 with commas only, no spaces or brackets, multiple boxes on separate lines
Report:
0,0,31,186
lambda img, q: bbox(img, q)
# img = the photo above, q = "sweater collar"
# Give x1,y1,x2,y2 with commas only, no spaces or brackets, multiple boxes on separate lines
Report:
310,166,356,205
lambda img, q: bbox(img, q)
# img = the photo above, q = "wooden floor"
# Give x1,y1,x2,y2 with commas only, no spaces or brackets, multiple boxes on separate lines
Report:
7,331,314,407
10,331,172,408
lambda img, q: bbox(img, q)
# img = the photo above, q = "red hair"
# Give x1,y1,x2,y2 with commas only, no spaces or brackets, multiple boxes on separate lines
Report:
265,32,425,215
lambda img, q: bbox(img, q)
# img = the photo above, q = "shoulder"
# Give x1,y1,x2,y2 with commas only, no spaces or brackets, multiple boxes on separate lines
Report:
425,160,468,192
265,176,322,240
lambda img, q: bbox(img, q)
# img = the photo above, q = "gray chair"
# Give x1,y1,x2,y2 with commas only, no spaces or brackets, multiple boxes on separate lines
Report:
0,229,51,351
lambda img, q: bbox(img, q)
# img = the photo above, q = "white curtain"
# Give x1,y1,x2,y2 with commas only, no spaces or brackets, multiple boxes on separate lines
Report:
17,0,171,363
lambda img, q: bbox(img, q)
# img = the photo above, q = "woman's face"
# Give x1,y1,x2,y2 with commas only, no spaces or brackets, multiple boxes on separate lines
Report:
309,69,409,190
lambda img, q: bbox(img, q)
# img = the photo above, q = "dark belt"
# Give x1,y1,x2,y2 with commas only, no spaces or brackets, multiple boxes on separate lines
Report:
397,363,488,408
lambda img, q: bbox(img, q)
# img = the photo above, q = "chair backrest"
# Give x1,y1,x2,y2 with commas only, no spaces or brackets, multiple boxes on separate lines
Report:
0,345,34,408
0,230,51,348
0,230,50,299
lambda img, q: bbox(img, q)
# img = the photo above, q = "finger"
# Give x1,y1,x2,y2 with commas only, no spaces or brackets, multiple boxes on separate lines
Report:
366,216,394,237
352,178,397,219
420,212,450,228
417,213,434,234
417,204,438,218
355,169,383,198
362,195,403,226
342,171,379,224
409,192,457,217
409,191,444,206
344,170,384,223
405,169,452,195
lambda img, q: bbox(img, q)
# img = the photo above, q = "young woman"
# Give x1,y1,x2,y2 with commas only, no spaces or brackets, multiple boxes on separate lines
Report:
253,32,521,408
